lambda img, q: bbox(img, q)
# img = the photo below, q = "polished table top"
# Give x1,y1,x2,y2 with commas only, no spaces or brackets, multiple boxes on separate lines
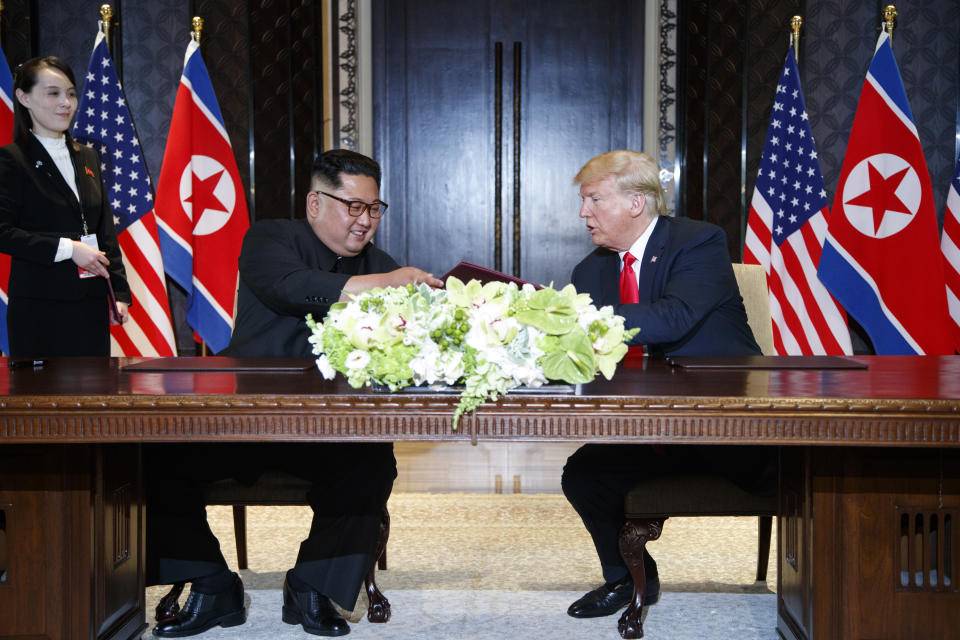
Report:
1,356,959,445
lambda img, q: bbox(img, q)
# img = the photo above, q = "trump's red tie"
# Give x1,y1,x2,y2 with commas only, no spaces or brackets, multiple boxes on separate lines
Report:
621,252,645,361
620,252,639,304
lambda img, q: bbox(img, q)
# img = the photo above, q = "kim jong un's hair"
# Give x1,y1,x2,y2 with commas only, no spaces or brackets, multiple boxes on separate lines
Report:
573,150,667,216
312,149,382,191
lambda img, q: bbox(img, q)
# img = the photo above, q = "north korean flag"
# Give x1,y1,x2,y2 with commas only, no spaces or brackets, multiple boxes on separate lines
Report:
155,39,249,353
817,32,953,354
0,45,14,355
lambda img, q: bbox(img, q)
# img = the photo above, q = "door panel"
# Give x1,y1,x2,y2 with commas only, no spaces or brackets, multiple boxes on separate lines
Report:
373,0,644,288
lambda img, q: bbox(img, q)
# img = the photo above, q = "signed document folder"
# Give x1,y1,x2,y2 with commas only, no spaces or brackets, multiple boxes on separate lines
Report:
122,357,315,372
442,261,540,288
667,355,867,370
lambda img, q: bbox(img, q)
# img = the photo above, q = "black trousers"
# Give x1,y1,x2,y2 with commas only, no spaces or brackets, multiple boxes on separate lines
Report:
8,295,110,356
145,443,396,610
561,443,776,584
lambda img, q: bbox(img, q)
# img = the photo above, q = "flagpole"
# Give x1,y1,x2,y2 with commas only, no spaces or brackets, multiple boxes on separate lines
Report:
883,5,897,43
99,4,112,48
192,16,203,45
790,15,802,65
192,15,207,357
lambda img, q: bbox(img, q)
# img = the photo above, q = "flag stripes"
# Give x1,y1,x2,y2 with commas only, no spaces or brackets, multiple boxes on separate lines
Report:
743,46,851,355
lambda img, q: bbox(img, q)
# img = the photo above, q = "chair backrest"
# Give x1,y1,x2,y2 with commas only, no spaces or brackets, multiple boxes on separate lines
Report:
731,263,774,355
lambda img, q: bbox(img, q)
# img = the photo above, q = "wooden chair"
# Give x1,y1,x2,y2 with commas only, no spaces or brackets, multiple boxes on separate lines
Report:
154,472,392,625
615,263,777,639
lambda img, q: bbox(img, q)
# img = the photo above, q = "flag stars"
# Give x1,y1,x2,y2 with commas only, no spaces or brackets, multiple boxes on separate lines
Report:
767,186,776,197
114,149,124,160
113,165,123,176
786,143,793,152
793,180,801,190
116,97,125,107
809,150,818,160
775,225,784,235
819,189,827,198
772,119,782,129
101,57,110,68
86,107,95,117
791,197,799,207
100,92,109,102
777,84,785,93
776,209,784,218
803,202,811,211
789,107,797,116
113,183,122,193
129,170,139,181
771,136,780,146
127,204,137,214
112,198,121,209
114,132,124,143
85,124,94,134
801,111,809,120
128,187,138,197
774,102,783,111
792,89,798,99
768,169,776,179
101,110,108,120
805,185,813,194
114,114,125,125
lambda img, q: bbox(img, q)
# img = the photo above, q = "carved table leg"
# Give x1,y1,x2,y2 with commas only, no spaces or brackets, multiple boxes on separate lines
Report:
155,581,185,623
365,508,391,623
617,518,665,639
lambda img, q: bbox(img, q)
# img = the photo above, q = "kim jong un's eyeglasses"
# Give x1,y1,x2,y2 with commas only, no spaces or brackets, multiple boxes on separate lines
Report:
316,191,388,218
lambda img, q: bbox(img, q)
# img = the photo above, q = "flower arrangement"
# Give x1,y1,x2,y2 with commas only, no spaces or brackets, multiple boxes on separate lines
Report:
306,277,640,429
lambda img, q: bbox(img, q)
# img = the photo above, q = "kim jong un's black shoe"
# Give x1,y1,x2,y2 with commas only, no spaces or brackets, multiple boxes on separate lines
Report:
153,573,246,637
282,572,350,637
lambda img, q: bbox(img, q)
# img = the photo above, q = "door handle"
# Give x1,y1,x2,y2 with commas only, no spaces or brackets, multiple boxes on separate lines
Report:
512,42,522,278
494,42,503,272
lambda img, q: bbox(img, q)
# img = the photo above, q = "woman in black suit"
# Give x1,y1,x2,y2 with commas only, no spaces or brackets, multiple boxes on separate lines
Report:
0,56,130,356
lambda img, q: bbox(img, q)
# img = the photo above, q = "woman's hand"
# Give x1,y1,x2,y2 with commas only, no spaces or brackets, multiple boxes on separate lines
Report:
111,301,129,325
71,240,109,278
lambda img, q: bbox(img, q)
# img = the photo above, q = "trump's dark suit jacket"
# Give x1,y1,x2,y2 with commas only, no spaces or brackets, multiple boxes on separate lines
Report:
571,215,760,356
222,218,400,357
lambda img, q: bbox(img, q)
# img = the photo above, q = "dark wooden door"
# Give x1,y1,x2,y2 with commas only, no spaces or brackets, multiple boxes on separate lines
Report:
372,0,644,287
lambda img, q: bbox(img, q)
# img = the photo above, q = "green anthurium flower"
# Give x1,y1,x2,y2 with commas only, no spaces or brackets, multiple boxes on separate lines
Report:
538,329,596,384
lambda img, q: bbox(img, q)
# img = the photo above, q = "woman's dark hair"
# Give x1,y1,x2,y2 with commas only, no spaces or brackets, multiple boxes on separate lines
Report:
13,56,77,142
312,149,382,189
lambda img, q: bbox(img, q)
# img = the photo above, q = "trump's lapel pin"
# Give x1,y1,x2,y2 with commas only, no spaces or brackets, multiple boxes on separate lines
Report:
34,160,43,169
650,256,658,263
85,166,95,178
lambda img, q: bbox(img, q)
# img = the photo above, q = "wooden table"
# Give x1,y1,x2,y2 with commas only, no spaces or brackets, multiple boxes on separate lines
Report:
1,356,958,639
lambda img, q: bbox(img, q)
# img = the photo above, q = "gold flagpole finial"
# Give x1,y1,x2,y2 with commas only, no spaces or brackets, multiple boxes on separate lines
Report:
191,16,204,45
99,4,113,42
883,5,897,38
0,0,5,47
790,15,803,63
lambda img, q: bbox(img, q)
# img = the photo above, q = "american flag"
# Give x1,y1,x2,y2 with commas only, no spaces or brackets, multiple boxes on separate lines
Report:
942,154,960,352
743,47,851,355
73,30,176,356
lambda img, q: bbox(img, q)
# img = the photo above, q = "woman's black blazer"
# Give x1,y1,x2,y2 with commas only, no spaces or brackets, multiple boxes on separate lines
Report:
0,135,131,304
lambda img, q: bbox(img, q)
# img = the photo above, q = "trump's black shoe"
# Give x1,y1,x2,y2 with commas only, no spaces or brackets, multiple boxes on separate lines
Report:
153,573,246,637
567,574,661,618
282,573,350,637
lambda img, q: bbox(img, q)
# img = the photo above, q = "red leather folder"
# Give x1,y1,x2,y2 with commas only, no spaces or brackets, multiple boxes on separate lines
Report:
442,261,541,288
